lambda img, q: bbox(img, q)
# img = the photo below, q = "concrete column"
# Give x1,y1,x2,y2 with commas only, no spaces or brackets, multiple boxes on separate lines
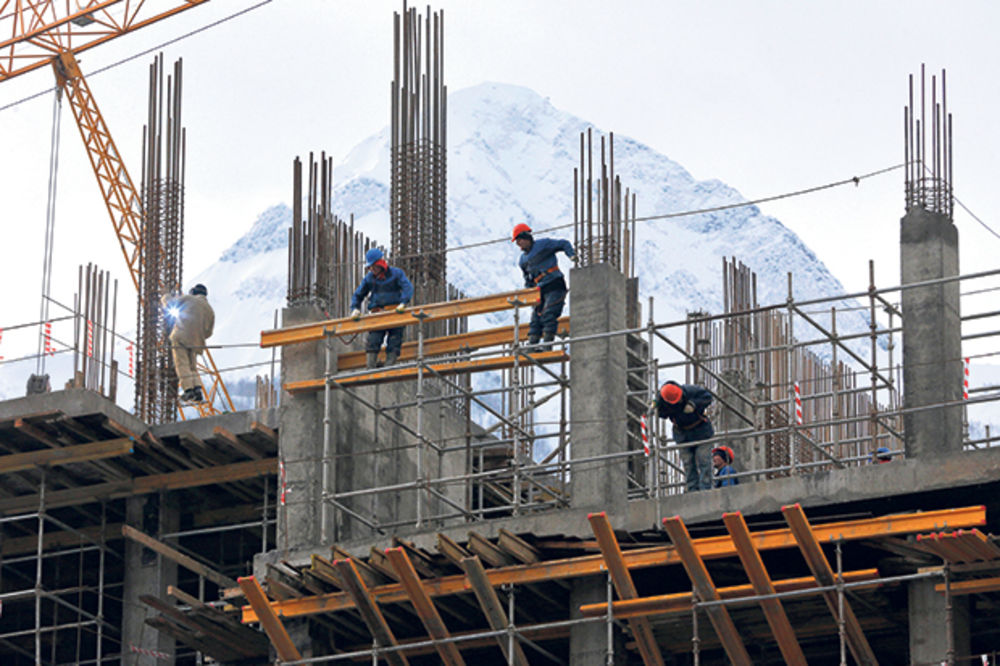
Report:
122,493,178,665
569,263,627,511
277,305,328,549
569,575,625,665
900,207,962,458
908,577,969,664
718,368,754,476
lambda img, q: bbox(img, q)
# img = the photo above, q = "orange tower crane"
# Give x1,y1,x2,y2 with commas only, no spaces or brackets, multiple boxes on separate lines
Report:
0,1,235,417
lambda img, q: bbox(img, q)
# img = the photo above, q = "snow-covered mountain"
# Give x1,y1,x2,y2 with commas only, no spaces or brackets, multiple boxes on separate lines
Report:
194,81,870,410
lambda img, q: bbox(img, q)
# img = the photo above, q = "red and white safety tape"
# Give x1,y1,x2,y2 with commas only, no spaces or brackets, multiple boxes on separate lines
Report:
640,414,650,457
129,644,171,660
86,319,94,358
793,382,803,425
964,357,970,401
0,326,4,361
279,459,288,506
126,343,134,377
43,321,56,356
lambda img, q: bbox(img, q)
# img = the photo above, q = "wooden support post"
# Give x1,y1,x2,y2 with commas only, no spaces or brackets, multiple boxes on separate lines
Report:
386,547,465,666
334,558,409,666
237,576,302,662
461,556,530,666
782,503,879,665
723,511,807,666
662,515,753,666
122,525,238,589
588,512,666,666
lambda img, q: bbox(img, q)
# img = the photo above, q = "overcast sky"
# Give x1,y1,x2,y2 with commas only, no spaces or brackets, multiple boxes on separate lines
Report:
2,0,999,352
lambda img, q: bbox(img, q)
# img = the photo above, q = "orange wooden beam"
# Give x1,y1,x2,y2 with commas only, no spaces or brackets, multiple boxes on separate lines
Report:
723,511,807,666
261,289,541,348
461,556,530,666
241,506,985,624
237,576,302,662
386,548,465,666
662,515,752,666
588,512,665,666
579,569,881,619
284,350,568,394
935,575,1000,596
333,559,408,666
336,317,570,371
782,503,879,665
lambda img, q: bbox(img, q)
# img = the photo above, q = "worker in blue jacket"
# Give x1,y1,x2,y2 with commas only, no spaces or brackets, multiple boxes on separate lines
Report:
712,446,739,488
350,248,414,368
654,381,715,491
511,223,575,348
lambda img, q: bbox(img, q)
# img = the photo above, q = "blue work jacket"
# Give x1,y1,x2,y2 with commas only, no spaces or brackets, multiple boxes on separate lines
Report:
714,465,739,488
519,238,575,289
351,267,414,311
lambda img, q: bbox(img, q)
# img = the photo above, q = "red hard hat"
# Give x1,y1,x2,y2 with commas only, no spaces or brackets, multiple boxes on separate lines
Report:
511,223,532,242
660,383,683,404
712,446,735,464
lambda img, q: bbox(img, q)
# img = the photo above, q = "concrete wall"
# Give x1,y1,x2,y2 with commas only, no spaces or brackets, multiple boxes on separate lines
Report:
569,263,628,512
900,207,962,458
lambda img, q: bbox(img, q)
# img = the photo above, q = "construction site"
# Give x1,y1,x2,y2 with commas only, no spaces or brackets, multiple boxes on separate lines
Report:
3,3,1000,666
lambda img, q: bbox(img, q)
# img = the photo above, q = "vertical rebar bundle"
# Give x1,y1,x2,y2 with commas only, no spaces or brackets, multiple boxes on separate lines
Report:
905,65,953,218
136,54,185,423
573,128,637,278
288,152,375,314
72,263,118,399
391,2,447,334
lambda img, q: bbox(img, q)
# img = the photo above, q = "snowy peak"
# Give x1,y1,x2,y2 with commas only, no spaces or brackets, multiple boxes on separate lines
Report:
219,204,292,262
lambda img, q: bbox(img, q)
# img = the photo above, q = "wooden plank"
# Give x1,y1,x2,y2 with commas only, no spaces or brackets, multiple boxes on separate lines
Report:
141,594,262,659
122,525,238,589
336,317,570,371
260,288,541,347
386,548,465,666
467,531,516,568
212,426,264,460
284,350,568,394
0,458,277,514
0,437,133,473
589,512,666,666
333,559,408,666
783,503,879,665
662,515,752,666
723,511,807,666
436,533,473,569
331,545,385,588
242,506,986,623
461,556,529,666
935,575,1000,595
238,576,302,662
578,569,882,619
497,529,541,564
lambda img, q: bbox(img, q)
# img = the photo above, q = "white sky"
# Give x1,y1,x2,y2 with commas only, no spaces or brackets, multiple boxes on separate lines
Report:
2,0,999,353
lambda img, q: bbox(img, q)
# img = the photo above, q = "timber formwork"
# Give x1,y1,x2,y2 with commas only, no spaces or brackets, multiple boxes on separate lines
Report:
0,396,278,665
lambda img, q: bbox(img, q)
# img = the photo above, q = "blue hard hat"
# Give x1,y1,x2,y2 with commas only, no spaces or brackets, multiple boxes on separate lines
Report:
365,247,384,267
875,447,890,454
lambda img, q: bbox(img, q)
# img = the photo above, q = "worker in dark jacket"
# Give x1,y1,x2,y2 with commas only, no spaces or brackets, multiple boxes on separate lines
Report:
350,248,414,368
712,445,739,488
654,381,715,492
512,223,575,348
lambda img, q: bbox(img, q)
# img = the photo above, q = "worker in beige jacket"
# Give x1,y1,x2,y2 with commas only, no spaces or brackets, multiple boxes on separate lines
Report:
163,284,215,403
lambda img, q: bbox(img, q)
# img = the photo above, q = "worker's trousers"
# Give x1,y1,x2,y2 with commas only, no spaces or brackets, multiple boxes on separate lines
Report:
529,279,566,339
366,326,404,355
171,345,203,391
674,421,715,492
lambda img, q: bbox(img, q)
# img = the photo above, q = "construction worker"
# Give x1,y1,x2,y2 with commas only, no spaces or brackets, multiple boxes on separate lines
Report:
350,248,413,368
654,380,715,492
512,223,575,348
712,445,739,488
163,283,214,403
871,446,892,464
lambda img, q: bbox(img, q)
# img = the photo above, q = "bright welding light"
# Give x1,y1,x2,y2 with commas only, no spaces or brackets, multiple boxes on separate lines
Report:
167,307,181,320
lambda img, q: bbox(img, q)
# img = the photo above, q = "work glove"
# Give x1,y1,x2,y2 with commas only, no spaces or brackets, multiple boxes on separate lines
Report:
649,400,657,411
395,303,406,314
683,402,695,414
350,309,362,321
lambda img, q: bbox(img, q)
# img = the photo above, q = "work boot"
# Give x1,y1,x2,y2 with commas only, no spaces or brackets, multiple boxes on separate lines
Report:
190,386,204,403
540,332,555,352
527,335,540,350
181,388,194,402
366,352,380,369
384,350,400,366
